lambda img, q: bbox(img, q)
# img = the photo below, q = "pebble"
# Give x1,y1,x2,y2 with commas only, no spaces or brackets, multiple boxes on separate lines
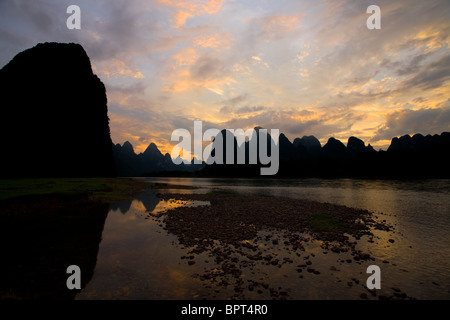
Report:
159,192,394,299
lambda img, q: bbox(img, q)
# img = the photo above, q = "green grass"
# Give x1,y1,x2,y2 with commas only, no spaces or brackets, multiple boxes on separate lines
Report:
0,178,154,203
310,214,344,233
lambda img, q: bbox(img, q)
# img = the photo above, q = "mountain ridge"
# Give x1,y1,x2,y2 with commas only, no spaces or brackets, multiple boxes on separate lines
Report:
115,130,450,178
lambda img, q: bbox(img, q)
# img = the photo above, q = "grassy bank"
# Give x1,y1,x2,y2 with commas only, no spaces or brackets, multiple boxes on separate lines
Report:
0,178,167,204
0,177,158,300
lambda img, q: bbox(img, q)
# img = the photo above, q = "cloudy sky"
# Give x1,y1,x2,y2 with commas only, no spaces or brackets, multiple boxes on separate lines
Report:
0,0,449,154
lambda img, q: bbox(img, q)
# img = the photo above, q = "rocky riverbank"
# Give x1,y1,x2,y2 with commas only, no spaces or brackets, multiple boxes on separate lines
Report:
154,191,414,300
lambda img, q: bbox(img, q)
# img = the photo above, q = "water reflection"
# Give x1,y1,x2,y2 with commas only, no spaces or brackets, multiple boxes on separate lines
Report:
109,190,210,217
0,194,108,300
78,191,368,300
77,191,211,300
76,179,450,300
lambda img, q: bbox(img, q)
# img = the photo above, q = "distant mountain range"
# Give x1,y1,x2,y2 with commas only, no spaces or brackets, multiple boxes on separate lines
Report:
277,131,450,178
112,141,205,177
114,130,450,178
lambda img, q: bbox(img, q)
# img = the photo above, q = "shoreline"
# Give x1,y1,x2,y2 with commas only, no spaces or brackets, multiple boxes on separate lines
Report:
0,178,414,300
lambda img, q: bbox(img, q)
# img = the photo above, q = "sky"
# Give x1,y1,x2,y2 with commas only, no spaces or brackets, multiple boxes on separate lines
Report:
0,0,449,154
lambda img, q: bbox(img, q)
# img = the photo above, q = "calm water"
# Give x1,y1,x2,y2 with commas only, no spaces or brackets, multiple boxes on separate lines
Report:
77,178,450,300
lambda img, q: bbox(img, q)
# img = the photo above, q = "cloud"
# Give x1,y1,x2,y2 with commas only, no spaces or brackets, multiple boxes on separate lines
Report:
106,81,147,95
82,1,155,60
374,103,450,141
8,0,57,34
220,106,232,114
394,53,431,76
219,107,366,143
93,59,145,79
400,54,450,91
159,0,226,28
1,0,450,153
194,33,233,49
243,12,303,44
219,105,265,115
191,56,224,80
235,106,266,114
163,52,234,92
220,95,247,107
172,47,198,66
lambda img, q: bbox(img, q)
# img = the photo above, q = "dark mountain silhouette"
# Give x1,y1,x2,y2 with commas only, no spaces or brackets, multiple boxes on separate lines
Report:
293,136,321,159
200,127,278,177
200,129,256,177
347,137,368,155
279,133,296,160
196,129,450,178
378,132,450,178
322,137,347,158
113,127,450,179
112,141,205,177
0,42,115,178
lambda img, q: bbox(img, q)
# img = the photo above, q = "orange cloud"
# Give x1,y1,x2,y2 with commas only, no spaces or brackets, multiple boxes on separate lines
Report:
172,47,198,66
173,10,195,28
194,33,233,50
160,0,226,28
164,69,234,93
164,47,234,92
93,59,145,79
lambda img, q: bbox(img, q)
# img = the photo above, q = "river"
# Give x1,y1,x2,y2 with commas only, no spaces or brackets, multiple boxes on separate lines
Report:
77,177,450,300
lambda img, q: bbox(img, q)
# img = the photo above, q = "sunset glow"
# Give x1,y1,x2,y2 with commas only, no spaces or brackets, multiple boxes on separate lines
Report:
0,0,448,155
